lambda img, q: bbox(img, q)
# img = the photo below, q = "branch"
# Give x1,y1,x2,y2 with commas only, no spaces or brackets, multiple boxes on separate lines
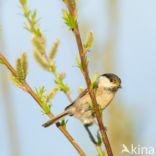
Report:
65,1,113,156
19,0,73,106
42,53,73,103
0,53,86,156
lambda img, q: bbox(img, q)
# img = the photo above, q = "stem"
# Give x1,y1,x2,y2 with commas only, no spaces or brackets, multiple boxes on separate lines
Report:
0,53,86,156
65,1,113,156
65,91,73,103
43,53,73,102
42,52,96,153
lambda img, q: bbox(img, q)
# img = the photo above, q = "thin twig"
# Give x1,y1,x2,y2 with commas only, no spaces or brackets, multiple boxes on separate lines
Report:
42,53,73,103
20,0,73,107
0,53,86,156
65,1,113,156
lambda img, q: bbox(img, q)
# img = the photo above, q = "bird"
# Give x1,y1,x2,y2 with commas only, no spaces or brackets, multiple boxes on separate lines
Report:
42,73,121,127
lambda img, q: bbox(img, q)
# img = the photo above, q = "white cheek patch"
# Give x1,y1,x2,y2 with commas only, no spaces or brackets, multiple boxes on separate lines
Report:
99,77,112,88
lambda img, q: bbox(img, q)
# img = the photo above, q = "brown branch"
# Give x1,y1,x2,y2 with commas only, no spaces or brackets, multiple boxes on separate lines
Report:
0,53,86,156
42,51,97,151
65,1,113,156
42,52,97,152
21,1,73,104
65,91,72,103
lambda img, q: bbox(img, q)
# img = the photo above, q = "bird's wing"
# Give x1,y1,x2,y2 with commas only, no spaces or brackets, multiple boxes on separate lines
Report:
78,88,88,98
77,79,99,99
65,89,88,110
65,79,99,110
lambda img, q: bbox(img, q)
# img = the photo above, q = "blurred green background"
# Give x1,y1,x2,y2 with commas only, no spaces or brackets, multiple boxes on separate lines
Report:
0,0,156,156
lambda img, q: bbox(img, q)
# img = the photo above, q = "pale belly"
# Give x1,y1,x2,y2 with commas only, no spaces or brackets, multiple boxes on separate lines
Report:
96,89,114,109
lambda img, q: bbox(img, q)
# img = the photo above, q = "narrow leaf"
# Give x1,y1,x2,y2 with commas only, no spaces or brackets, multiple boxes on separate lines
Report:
41,101,51,115
62,9,77,30
97,132,102,146
35,86,46,101
96,146,105,156
0,59,4,64
91,72,98,88
89,101,95,113
76,56,83,70
31,10,37,21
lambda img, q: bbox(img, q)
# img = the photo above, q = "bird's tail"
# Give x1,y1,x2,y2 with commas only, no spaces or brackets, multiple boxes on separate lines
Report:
42,110,69,127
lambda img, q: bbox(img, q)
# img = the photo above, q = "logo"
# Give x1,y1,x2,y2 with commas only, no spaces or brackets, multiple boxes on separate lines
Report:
121,144,155,155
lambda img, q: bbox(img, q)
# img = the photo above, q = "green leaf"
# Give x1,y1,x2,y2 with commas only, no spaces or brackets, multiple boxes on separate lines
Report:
62,9,77,30
99,106,103,117
55,77,69,92
40,110,46,115
8,73,24,88
26,10,31,18
24,23,32,32
91,72,98,88
85,57,89,68
49,39,60,59
35,87,52,115
41,101,52,115
89,101,102,116
60,119,68,129
97,132,102,146
35,24,41,36
76,56,83,70
20,0,41,36
96,146,105,156
31,10,37,21
35,86,46,100
0,59,4,64
89,101,95,113
56,81,69,92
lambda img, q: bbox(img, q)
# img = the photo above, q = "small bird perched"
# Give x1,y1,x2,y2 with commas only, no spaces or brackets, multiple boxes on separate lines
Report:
42,73,121,127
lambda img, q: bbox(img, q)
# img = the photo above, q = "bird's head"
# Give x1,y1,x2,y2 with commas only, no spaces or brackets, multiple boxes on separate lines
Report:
98,73,121,92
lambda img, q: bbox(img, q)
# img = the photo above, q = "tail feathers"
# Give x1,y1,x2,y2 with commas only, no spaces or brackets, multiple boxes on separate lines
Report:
42,111,69,127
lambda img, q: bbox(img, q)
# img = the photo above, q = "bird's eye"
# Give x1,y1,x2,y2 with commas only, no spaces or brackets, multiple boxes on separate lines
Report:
110,78,113,82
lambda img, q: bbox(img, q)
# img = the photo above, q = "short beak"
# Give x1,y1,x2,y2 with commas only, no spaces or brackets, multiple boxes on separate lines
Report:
118,85,122,89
